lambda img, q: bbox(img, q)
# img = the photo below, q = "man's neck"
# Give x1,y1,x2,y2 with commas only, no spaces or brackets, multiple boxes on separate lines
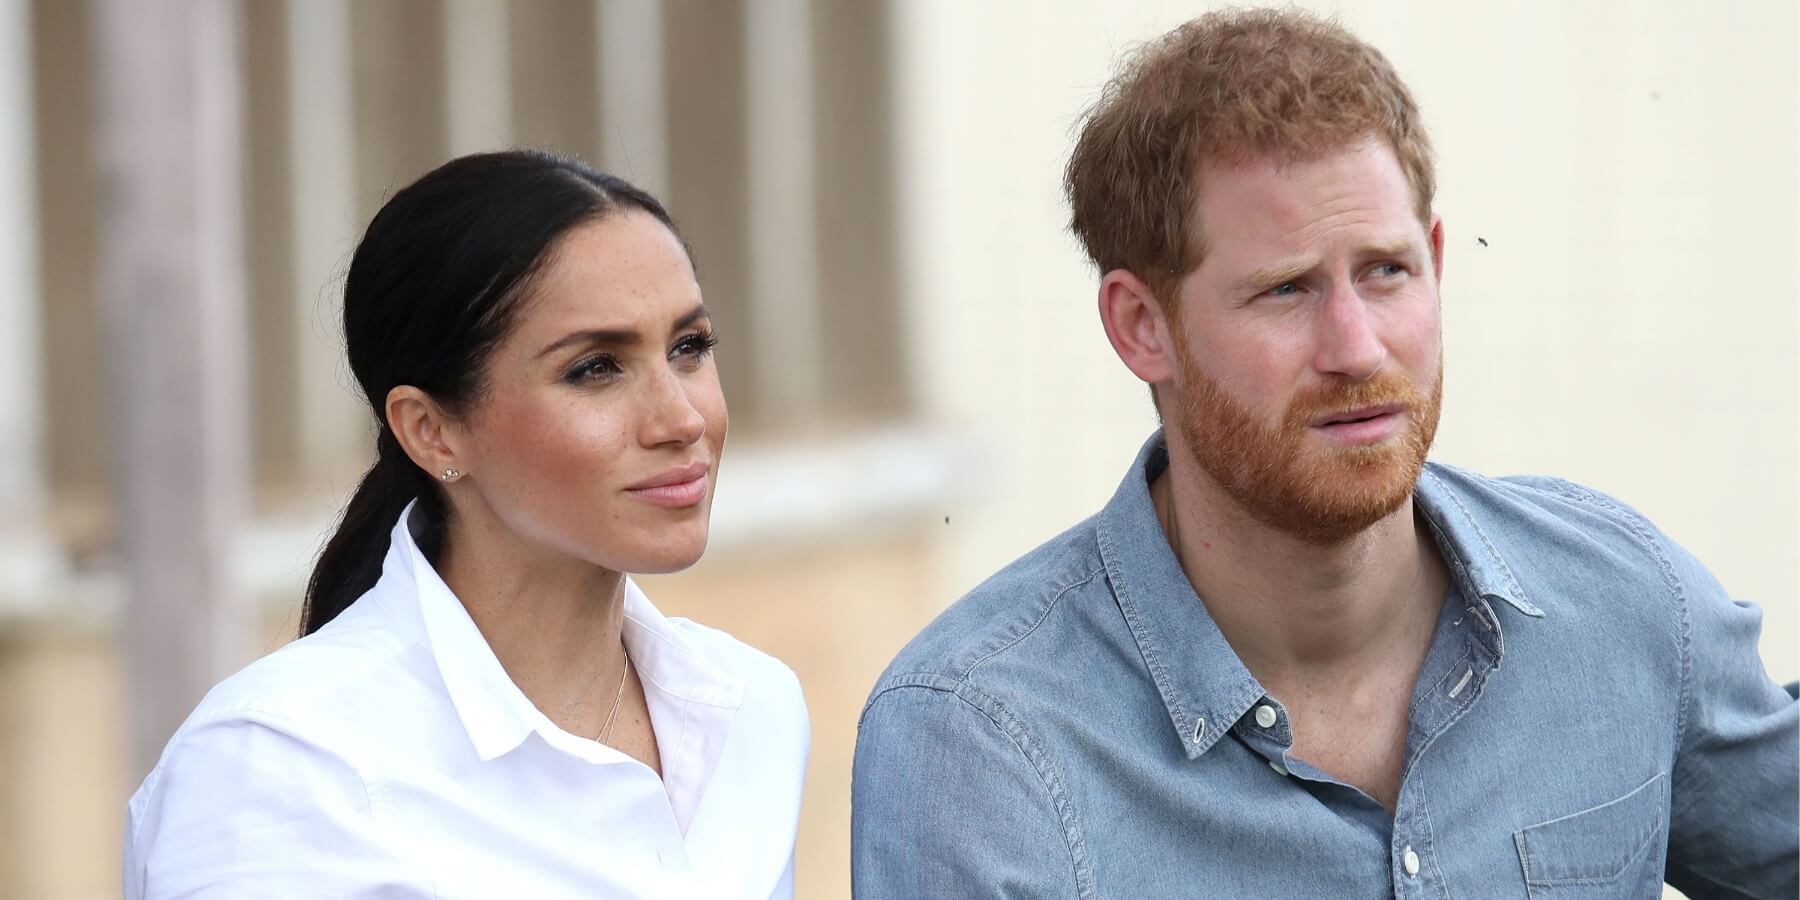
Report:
1150,456,1449,690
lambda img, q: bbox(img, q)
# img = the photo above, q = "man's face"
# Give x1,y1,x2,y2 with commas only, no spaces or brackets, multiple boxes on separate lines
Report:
1166,137,1444,544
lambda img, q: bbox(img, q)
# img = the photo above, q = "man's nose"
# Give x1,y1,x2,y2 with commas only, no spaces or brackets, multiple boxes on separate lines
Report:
1310,284,1386,380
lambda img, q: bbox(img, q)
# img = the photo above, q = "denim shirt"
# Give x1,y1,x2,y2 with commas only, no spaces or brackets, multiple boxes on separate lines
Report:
852,433,1798,899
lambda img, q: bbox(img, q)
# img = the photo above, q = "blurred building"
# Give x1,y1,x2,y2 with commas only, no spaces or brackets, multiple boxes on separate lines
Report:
0,1,1794,898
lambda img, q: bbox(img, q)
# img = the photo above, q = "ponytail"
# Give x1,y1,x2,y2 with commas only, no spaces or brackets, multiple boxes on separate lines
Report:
299,428,443,635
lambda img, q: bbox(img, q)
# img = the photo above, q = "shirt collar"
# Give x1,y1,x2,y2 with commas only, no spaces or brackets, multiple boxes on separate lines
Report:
373,503,745,770
1095,432,1545,760
1413,464,1545,621
1096,434,1266,760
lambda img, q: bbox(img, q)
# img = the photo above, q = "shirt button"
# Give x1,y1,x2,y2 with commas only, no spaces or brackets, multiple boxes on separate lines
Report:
1254,705,1278,728
1402,847,1420,877
1268,759,1288,776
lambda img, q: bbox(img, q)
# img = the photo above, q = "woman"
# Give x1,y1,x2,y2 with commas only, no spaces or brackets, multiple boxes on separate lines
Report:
122,151,809,898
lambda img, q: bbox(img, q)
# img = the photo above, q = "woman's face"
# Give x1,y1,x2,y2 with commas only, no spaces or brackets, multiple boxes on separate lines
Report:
451,210,726,575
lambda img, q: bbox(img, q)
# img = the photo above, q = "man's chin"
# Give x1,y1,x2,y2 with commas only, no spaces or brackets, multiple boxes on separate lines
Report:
1258,454,1426,543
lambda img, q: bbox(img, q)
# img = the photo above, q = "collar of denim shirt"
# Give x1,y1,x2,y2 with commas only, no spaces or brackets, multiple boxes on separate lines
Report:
1096,431,1546,760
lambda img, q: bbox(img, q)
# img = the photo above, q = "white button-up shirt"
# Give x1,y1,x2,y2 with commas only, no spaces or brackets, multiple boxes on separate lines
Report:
124,507,810,899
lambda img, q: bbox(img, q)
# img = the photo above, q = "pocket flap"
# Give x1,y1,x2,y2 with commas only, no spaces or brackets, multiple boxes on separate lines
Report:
1514,772,1667,885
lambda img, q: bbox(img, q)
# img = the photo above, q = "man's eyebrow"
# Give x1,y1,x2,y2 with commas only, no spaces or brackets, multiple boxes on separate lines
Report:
1235,260,1314,292
535,304,709,359
1361,239,1420,261
1233,241,1422,292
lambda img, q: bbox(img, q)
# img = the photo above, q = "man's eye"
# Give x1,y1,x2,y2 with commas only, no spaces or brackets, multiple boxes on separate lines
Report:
1267,282,1302,297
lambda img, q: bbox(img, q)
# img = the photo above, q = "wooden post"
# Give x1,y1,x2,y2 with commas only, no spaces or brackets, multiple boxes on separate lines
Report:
745,0,825,421
597,0,671,198
0,0,56,602
91,0,251,778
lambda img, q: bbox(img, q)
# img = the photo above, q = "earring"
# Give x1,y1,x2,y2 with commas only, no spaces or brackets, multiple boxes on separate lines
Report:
440,468,460,481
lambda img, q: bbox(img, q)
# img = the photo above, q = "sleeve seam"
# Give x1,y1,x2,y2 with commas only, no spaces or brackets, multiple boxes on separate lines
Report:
175,708,384,820
1530,479,1695,755
866,682,1092,900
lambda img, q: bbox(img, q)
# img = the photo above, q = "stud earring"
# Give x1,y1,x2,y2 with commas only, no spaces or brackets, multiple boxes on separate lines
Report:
440,468,460,481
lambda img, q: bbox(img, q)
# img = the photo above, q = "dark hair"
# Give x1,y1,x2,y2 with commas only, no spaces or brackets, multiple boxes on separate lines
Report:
301,150,682,636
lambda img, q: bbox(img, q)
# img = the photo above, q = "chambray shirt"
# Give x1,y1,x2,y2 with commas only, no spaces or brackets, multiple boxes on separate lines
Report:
852,433,1798,899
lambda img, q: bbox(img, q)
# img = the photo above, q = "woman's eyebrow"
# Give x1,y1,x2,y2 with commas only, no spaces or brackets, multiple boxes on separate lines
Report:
535,304,709,358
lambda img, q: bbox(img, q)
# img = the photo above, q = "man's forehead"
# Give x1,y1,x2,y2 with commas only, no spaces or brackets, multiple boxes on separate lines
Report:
1188,143,1422,252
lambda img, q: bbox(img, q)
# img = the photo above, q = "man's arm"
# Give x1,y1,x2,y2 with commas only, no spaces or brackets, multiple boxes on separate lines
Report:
851,681,1084,900
1661,541,1799,899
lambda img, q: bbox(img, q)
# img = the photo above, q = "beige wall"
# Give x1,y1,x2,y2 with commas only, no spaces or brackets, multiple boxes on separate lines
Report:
893,0,1798,677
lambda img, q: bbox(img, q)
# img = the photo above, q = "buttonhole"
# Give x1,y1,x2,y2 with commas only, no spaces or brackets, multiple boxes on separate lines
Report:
1448,667,1473,699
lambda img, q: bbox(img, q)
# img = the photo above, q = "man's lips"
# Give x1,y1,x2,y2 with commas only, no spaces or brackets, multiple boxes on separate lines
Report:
625,461,710,507
1310,403,1404,428
1308,404,1405,445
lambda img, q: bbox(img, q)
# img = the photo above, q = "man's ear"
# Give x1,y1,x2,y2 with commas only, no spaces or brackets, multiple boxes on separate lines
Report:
385,386,470,482
1429,214,1445,285
1099,268,1180,386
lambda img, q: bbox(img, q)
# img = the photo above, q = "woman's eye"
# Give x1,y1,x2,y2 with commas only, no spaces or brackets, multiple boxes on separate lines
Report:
565,355,620,383
671,332,719,361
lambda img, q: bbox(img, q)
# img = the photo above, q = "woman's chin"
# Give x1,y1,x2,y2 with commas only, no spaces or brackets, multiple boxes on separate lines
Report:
617,535,709,576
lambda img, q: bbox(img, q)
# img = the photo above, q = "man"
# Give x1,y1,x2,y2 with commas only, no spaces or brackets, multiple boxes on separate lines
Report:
851,9,1798,898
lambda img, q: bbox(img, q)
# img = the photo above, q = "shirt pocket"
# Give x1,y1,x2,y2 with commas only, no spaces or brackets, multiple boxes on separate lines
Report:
1513,772,1667,899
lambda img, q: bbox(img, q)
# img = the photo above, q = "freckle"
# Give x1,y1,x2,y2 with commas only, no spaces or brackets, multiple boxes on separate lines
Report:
1203,540,1213,550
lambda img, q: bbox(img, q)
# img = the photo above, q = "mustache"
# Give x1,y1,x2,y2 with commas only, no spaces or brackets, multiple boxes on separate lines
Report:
1283,372,1427,425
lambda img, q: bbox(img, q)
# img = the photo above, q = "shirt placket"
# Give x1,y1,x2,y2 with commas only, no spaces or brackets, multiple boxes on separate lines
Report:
1391,598,1503,899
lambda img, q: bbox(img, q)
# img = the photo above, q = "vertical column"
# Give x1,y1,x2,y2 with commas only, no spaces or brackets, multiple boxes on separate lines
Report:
744,0,823,419
91,0,251,776
0,0,54,599
444,0,511,155
284,0,364,483
596,0,669,198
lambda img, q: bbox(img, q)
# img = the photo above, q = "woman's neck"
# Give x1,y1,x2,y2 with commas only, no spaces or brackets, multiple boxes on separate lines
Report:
435,503,632,741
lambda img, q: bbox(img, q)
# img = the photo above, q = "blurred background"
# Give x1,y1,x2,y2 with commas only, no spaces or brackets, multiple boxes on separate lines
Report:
0,0,1794,897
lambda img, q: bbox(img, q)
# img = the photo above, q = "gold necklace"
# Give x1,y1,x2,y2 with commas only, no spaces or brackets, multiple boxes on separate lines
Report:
597,655,630,744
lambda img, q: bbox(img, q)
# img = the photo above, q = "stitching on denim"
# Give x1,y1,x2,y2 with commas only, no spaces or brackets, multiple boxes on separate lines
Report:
950,682,1097,900
859,672,956,721
1534,480,1694,757
1416,488,1485,605
1422,469,1528,606
1410,768,1453,900
1410,649,1474,724
958,567,1102,683
1515,773,1667,885
1515,830,1539,900
1096,521,1190,744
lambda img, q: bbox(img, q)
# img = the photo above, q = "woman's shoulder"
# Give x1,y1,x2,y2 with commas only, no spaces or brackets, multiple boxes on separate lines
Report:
173,595,427,748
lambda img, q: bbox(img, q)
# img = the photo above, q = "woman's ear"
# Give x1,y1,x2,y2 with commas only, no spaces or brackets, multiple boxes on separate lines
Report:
385,386,469,482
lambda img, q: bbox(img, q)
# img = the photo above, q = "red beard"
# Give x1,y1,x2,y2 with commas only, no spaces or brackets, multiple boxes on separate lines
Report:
1173,350,1442,545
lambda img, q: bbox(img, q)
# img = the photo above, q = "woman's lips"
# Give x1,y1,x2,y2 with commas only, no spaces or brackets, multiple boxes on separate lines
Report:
625,461,710,508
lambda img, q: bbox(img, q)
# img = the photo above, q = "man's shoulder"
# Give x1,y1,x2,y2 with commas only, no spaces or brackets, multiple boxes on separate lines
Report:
1419,460,1698,607
866,513,1109,707
1423,461,1664,541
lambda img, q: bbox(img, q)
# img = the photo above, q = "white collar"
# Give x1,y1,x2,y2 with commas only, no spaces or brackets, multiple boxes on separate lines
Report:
373,502,746,789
